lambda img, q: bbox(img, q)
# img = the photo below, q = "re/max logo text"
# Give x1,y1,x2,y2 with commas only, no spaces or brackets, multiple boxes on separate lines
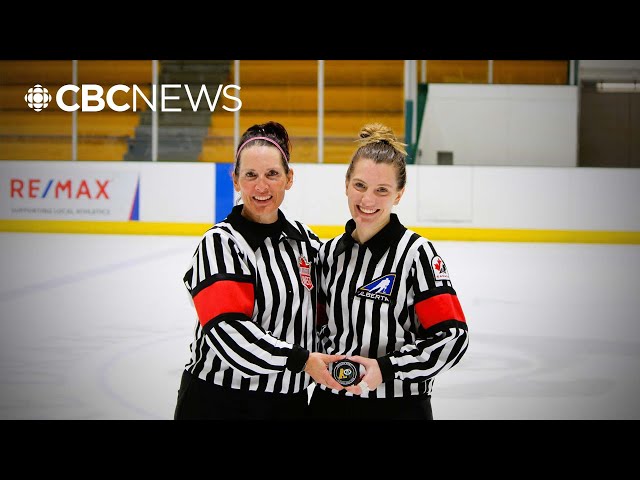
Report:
10,178,110,199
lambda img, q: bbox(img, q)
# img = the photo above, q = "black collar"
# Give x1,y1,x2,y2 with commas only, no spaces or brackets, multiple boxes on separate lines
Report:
225,204,305,251
334,214,406,261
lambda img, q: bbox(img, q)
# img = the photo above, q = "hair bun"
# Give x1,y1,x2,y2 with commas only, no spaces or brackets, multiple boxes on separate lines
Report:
355,122,408,156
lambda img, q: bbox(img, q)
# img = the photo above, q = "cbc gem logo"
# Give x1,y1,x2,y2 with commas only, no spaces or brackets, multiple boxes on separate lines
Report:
24,84,52,112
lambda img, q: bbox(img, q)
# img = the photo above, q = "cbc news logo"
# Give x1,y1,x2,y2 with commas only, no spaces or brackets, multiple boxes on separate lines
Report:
23,83,241,113
24,84,53,112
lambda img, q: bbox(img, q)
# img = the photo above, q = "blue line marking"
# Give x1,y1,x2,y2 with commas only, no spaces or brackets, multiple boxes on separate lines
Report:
215,163,234,223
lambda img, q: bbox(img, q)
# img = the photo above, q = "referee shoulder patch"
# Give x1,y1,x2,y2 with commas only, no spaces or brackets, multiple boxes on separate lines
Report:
431,255,450,281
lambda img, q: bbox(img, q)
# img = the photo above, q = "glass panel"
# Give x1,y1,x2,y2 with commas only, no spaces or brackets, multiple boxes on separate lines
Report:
76,60,152,161
138,60,231,162
414,60,578,168
0,60,73,161
493,60,568,85
423,60,489,83
323,60,405,164
202,60,319,165
0,59,584,168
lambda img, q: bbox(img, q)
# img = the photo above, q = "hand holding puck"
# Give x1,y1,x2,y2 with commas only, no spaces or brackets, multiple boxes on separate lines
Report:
331,359,361,387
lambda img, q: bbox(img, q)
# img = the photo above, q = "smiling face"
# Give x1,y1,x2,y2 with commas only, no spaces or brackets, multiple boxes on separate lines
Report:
346,157,405,243
232,145,293,224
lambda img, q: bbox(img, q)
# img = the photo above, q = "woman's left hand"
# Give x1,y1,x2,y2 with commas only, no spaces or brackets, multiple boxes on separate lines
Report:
344,355,383,395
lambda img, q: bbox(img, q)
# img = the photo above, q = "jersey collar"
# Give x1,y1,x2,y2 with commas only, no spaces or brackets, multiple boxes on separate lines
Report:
226,204,305,251
334,213,406,261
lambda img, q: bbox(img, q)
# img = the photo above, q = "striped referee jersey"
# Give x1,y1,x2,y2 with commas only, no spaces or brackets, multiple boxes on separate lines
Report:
182,204,321,395
317,214,469,399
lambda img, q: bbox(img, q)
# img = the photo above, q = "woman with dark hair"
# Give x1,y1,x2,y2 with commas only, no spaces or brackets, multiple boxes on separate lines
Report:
174,121,344,420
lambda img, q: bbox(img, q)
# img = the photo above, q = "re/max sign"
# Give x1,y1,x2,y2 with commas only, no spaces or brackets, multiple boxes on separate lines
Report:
10,178,110,199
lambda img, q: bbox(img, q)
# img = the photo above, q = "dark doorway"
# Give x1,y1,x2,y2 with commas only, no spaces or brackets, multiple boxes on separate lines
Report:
579,81,640,167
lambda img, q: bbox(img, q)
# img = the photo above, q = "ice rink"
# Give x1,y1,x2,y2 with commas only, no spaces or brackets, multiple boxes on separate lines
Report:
1,231,639,420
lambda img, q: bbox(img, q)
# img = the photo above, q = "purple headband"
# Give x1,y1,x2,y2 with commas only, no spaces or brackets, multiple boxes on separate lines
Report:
235,136,289,163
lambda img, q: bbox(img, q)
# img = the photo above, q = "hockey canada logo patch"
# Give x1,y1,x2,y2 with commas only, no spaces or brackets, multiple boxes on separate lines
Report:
299,256,313,291
356,274,395,303
431,255,450,281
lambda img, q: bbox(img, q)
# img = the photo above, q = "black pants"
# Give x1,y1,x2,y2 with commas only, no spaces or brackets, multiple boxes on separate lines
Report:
174,370,309,420
308,385,433,420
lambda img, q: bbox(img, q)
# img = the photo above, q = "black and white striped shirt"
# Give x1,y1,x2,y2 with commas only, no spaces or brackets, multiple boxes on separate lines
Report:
317,214,469,399
182,205,321,395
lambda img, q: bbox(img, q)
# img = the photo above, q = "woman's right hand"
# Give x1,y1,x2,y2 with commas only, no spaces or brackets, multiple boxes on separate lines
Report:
305,353,346,390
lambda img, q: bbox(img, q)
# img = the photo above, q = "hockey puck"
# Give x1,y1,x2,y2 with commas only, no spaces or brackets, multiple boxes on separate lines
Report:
332,359,361,387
